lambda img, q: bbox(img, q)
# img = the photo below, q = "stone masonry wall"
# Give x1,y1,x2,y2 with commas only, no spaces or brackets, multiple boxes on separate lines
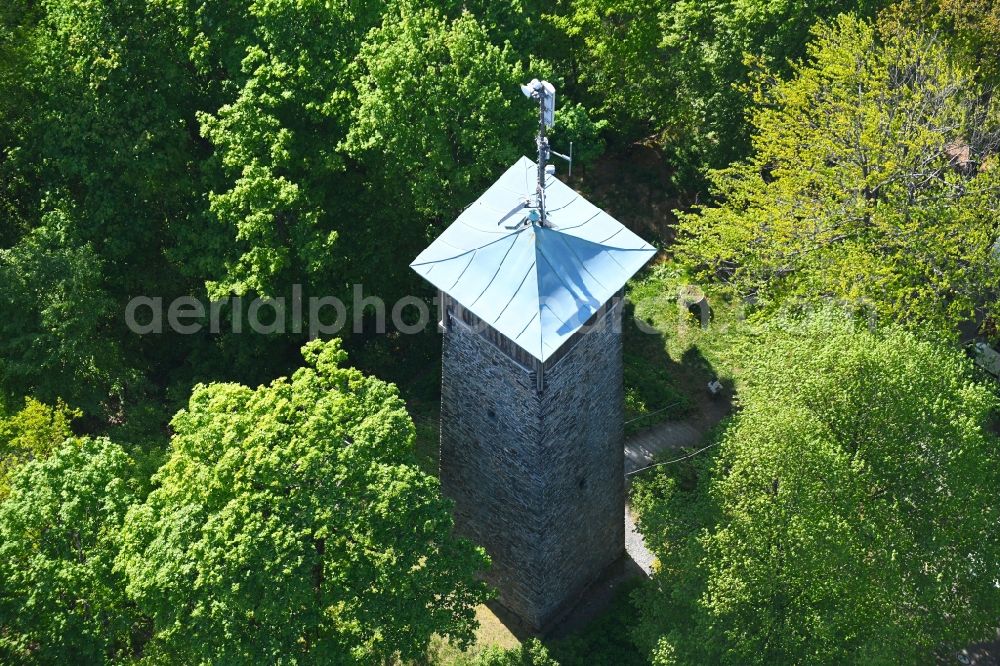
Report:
439,300,625,631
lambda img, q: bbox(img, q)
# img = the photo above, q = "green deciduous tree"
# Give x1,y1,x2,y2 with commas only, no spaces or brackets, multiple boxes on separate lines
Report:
0,0,42,248
197,0,388,300
345,6,533,221
0,437,139,663
936,0,1000,82
676,12,1000,337
0,0,232,418
118,339,490,664
0,214,134,415
631,312,1000,664
0,397,79,497
550,0,667,142
12,0,209,287
335,4,536,307
556,0,885,174
550,101,607,172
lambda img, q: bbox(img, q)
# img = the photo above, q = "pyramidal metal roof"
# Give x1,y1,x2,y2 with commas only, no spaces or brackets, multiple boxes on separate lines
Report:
411,156,656,362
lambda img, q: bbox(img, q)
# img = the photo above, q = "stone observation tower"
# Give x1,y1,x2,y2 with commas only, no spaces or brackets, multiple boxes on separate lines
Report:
410,80,655,631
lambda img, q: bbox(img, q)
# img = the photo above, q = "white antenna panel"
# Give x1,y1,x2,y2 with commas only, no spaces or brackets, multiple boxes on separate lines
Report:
542,81,555,127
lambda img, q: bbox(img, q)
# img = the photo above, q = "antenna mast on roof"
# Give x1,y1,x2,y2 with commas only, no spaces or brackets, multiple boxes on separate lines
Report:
520,79,571,227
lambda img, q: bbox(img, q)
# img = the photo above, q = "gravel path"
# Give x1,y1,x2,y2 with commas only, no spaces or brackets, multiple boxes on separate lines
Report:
622,398,730,577
625,396,731,475
625,420,705,474
547,398,730,637
624,503,654,575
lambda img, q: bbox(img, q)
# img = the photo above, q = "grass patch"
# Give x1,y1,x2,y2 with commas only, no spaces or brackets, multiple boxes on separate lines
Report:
426,606,521,665
623,354,691,435
622,261,751,431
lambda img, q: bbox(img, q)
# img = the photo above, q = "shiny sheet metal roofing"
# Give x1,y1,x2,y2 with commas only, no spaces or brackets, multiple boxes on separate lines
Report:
411,156,656,362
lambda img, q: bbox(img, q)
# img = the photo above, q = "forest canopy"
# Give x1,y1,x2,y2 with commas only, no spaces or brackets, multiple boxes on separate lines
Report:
631,312,1000,664
1,0,999,663
676,10,1000,336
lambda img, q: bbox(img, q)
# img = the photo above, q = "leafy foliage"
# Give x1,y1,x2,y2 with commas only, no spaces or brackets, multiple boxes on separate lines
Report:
11,0,208,288
345,6,532,219
0,437,139,663
550,102,607,171
547,579,648,665
631,312,1000,664
556,0,885,173
2,2,1000,661
118,339,490,664
0,397,79,497
476,639,559,666
197,0,386,300
936,0,1000,82
0,217,133,414
0,0,224,416
677,12,1000,336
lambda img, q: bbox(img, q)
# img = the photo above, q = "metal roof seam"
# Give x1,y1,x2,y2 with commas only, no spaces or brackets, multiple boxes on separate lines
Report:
544,195,581,214
447,247,482,291
491,250,537,324
515,310,541,352
546,210,601,232
467,232,522,308
597,227,628,245
411,227,519,264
